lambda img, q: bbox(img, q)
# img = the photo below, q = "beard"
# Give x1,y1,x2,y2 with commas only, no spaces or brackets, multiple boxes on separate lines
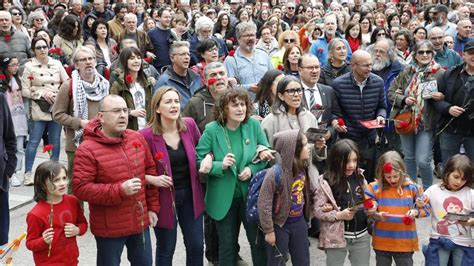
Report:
434,17,444,26
372,56,391,71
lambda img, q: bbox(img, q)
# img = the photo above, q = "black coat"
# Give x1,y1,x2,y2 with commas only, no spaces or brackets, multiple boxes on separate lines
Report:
0,92,17,192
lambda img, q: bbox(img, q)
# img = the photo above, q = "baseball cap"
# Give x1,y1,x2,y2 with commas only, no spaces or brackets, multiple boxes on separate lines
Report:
433,4,449,13
464,41,474,52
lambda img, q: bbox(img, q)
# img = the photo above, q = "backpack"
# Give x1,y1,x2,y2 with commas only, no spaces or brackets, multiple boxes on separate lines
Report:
246,164,283,224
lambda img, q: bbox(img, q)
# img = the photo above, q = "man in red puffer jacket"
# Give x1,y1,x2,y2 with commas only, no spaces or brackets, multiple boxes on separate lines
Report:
73,95,159,266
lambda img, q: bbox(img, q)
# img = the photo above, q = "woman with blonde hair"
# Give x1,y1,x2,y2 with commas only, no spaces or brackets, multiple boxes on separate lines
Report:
140,86,205,266
271,30,300,68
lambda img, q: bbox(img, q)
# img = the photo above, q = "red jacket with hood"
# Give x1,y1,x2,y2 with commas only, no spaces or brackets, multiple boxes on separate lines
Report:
73,118,160,238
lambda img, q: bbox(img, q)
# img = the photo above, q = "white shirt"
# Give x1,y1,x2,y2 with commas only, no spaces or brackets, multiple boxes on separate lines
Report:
130,82,147,130
303,82,323,122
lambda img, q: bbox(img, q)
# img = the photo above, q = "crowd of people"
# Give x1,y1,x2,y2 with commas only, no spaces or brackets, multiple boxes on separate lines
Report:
0,0,473,265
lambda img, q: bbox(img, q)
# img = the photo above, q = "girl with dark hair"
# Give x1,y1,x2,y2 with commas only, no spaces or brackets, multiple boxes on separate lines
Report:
82,13,97,42
387,13,401,28
21,37,68,186
413,26,428,43
370,27,389,45
84,20,118,76
314,139,370,265
360,16,373,44
345,21,362,53
282,45,302,77
191,38,219,83
26,161,87,265
110,47,153,131
254,69,284,119
0,56,27,187
196,89,272,266
400,10,413,29
53,15,84,65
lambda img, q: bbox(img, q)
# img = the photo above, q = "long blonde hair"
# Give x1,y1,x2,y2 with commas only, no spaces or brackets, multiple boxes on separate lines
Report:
375,151,410,192
147,86,187,134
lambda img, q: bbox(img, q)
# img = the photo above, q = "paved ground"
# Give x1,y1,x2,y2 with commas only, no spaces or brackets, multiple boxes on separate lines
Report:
7,139,432,265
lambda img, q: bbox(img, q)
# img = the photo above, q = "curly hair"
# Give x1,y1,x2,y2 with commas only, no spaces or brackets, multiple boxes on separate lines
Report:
214,89,253,125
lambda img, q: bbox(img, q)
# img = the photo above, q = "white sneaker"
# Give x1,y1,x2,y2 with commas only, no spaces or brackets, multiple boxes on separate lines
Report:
10,174,21,187
23,172,34,186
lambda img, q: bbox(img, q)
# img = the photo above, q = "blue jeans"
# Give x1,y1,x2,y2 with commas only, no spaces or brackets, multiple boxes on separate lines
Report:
400,130,433,190
154,187,204,266
266,217,310,266
25,120,61,172
440,131,474,165
438,247,464,266
95,228,152,266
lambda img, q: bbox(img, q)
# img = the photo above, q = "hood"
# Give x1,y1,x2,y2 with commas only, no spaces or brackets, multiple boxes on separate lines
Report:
82,117,126,145
272,129,299,173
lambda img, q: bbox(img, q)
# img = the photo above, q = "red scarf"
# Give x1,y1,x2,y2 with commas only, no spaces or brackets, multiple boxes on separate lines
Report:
346,37,360,53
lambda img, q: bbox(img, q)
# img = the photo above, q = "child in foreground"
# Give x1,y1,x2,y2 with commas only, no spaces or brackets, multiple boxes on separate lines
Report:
26,161,87,265
365,151,430,265
423,154,474,266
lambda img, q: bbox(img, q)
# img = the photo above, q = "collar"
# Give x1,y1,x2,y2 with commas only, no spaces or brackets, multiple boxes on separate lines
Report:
302,82,317,91
32,57,54,66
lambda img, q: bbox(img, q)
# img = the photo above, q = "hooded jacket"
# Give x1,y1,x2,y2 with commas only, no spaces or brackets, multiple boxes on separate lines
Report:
72,118,160,238
257,130,318,234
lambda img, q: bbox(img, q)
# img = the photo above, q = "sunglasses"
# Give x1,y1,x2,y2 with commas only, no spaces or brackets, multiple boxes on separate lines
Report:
11,12,21,16
283,39,296,43
35,45,48,50
377,33,386,36
417,50,433,55
287,7,295,10
35,18,44,22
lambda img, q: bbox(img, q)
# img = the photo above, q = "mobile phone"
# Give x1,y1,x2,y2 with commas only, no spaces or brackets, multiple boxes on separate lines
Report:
305,128,328,143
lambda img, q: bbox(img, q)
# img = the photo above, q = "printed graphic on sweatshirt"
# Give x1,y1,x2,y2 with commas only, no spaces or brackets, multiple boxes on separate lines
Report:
436,196,468,237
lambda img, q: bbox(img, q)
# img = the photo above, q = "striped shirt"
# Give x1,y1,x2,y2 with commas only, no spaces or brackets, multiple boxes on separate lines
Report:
365,181,431,252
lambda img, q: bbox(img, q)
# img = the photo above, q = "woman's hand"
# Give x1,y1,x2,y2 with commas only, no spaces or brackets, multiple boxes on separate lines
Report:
405,96,416,106
336,208,356,221
155,175,173,187
258,149,275,161
64,223,80,238
265,232,276,246
130,109,146,118
222,153,235,170
238,167,251,181
373,211,388,221
430,92,444,101
314,137,326,150
148,211,158,227
42,228,54,244
320,203,333,212
199,154,213,174
42,91,56,105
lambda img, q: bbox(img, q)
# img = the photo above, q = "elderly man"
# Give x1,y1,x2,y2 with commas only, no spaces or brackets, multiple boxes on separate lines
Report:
92,0,114,22
310,13,352,67
332,50,387,182
69,0,84,19
429,27,463,68
434,41,474,163
52,46,109,193
148,7,172,73
108,2,127,41
282,1,296,26
155,41,202,108
73,95,159,265
189,16,228,66
127,0,144,26
454,19,473,55
426,4,458,37
224,21,273,99
0,92,17,252
0,11,31,66
117,13,155,60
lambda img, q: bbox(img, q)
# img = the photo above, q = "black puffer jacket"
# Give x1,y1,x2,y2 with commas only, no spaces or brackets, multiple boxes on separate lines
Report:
332,72,386,142
319,63,352,87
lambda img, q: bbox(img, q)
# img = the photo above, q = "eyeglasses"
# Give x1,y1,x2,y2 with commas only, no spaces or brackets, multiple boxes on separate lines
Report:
284,88,303,96
76,56,96,63
35,45,48,50
300,65,320,70
34,18,44,22
11,12,21,16
101,108,130,115
206,47,218,53
283,38,296,43
287,7,295,10
8,63,19,68
377,32,386,36
416,50,433,55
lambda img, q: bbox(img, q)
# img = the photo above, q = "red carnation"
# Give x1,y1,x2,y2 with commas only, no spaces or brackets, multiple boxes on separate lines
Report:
363,199,374,209
132,141,142,149
432,67,438,74
144,57,152,63
4,36,11,42
228,50,235,56
125,74,134,84
49,47,57,53
155,151,164,161
399,121,409,128
337,118,345,126
229,37,234,42
42,144,54,153
27,75,34,80
402,215,415,225
0,74,6,80
277,64,284,70
383,162,393,173
55,47,63,55
318,48,323,53
207,78,217,86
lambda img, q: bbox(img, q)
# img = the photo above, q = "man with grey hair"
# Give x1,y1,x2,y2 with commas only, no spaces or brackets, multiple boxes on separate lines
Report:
189,16,228,66
155,41,203,108
52,46,110,192
118,13,155,60
224,21,273,99
429,26,462,68
454,19,473,54
0,11,31,66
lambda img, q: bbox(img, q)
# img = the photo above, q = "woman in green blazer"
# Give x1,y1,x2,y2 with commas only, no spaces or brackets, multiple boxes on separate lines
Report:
196,89,273,266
